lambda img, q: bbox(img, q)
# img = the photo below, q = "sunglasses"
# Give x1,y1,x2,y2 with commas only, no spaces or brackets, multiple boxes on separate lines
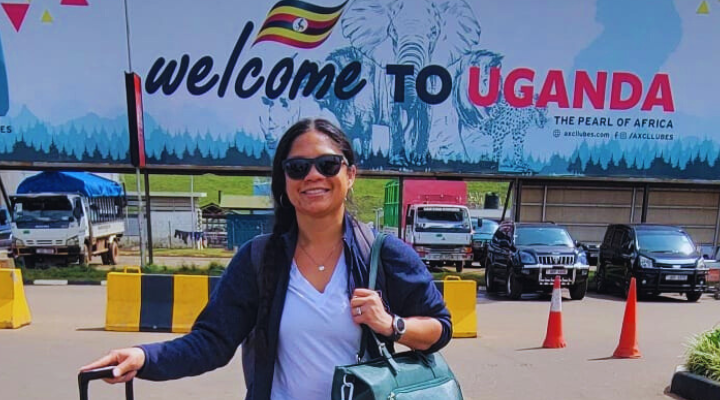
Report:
282,154,348,180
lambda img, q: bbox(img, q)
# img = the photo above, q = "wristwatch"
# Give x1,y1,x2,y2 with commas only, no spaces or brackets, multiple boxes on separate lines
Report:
391,314,406,341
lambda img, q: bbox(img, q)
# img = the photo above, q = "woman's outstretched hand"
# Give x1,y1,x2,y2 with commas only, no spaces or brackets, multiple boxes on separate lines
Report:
80,347,146,384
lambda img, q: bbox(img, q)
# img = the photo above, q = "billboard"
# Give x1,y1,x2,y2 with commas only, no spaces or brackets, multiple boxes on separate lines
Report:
0,0,130,166
2,0,720,181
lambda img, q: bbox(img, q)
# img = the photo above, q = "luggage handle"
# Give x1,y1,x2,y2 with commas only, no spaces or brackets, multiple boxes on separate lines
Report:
78,366,134,400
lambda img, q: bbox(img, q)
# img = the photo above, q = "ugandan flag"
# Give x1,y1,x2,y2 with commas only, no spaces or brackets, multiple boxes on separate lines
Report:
253,0,348,49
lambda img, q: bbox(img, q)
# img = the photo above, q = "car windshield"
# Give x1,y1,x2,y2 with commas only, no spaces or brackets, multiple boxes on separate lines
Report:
416,207,470,233
637,231,696,255
515,227,574,247
13,196,74,223
473,219,499,234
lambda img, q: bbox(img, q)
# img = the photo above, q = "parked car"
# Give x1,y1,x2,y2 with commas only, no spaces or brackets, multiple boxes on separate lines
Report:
485,221,590,300
471,217,499,264
597,224,708,302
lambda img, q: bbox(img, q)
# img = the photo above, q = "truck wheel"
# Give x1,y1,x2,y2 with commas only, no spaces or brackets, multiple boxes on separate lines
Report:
570,280,587,300
106,242,119,265
506,270,523,300
686,291,702,302
485,266,496,293
455,262,463,273
20,256,35,269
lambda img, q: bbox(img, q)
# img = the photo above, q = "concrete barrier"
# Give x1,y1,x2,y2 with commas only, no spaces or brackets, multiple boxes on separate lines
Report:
0,268,32,329
435,276,478,338
106,272,221,333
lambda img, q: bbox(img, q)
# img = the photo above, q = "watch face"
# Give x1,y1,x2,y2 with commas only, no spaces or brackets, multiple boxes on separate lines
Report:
396,317,406,333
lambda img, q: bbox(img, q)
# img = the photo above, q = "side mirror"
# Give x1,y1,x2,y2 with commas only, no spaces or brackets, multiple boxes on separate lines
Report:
574,240,581,248
73,207,82,221
624,242,634,253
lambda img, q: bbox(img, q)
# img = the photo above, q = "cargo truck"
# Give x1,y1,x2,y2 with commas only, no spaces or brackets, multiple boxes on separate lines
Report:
11,172,126,267
383,180,473,272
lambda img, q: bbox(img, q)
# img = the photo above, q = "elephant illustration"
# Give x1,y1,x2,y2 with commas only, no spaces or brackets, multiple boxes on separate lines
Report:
341,0,482,166
259,95,300,156
314,46,391,160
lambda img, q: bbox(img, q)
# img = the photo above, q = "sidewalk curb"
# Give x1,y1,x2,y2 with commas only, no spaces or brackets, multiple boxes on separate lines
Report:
24,279,107,286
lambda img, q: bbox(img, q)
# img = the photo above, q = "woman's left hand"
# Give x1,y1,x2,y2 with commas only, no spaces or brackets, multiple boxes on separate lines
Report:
350,288,393,337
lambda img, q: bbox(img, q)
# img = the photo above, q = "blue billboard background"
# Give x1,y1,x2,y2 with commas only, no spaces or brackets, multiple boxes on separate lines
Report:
1,0,719,181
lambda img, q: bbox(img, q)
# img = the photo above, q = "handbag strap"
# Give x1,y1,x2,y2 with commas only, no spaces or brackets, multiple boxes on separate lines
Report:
356,233,398,373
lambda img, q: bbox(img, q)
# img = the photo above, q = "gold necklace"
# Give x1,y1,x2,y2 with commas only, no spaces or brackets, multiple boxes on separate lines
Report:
298,240,341,272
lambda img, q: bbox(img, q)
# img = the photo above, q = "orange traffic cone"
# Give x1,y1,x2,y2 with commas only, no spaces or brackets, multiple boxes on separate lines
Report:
543,276,566,348
613,277,641,358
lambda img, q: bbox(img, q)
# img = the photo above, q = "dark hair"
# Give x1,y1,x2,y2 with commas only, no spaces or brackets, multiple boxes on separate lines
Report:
255,118,355,356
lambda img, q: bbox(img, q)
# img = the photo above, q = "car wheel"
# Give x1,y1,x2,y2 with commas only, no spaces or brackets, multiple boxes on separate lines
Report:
506,270,523,300
595,265,607,293
570,280,587,300
686,291,702,302
485,265,496,293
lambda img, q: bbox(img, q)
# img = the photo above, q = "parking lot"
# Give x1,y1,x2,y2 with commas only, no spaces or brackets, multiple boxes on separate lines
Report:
2,284,717,400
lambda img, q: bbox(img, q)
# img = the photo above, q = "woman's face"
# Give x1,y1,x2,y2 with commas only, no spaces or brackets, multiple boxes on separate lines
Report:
284,130,356,219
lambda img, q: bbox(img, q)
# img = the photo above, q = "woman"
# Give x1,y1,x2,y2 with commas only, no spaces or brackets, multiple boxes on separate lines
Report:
81,118,452,400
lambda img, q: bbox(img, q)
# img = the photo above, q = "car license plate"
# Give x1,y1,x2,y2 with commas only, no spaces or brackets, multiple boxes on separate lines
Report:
547,269,567,275
36,248,55,255
666,275,687,281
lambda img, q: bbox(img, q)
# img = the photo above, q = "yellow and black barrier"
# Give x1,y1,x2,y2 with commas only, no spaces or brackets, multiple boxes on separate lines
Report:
106,270,221,333
0,268,32,329
434,276,477,338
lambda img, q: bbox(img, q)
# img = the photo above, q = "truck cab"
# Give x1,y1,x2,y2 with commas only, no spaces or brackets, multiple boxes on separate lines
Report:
0,207,11,251
404,203,473,272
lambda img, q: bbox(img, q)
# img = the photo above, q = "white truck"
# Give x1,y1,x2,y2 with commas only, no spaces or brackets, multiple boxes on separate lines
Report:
11,172,126,267
404,203,474,272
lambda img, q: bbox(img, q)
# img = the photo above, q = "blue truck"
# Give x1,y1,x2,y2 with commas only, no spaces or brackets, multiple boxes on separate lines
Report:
11,172,126,267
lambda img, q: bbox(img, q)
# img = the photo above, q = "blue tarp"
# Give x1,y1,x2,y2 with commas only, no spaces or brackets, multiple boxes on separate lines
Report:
16,172,124,198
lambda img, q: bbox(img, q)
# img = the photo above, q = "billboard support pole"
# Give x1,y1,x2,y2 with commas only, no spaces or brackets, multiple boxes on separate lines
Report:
641,184,650,223
513,179,522,222
713,192,720,258
135,168,145,268
0,173,9,208
398,177,404,241
144,172,153,265
501,180,514,221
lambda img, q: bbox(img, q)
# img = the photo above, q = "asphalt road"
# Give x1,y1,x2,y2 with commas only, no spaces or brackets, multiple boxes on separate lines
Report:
1,285,717,400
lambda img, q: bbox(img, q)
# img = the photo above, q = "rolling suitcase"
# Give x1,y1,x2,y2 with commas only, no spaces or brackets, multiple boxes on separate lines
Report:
78,366,134,400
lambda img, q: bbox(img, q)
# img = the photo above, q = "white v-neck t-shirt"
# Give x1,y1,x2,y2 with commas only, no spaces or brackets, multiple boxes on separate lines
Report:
270,251,362,400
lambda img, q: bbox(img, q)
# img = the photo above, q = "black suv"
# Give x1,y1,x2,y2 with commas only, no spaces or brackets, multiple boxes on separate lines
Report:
485,222,590,300
597,224,708,302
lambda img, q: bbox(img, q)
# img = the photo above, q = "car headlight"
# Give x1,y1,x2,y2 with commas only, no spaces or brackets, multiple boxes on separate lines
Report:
519,251,536,265
577,252,588,265
697,259,708,270
13,238,23,247
66,236,80,246
639,255,654,268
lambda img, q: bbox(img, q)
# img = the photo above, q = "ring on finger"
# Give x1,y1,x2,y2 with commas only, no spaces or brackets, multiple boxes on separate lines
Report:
355,306,362,316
